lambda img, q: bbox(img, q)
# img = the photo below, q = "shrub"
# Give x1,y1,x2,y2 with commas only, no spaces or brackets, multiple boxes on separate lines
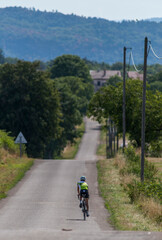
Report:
0,130,19,154
144,160,158,179
124,145,158,180
124,145,140,163
127,179,162,203
146,141,162,157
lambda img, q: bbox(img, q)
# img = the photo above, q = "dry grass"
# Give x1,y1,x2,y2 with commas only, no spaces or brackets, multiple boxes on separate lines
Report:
147,157,162,179
97,158,162,231
114,154,126,169
0,148,11,164
0,150,33,199
138,197,162,225
61,121,85,159
97,128,162,231
114,154,139,189
115,153,162,226
61,141,78,159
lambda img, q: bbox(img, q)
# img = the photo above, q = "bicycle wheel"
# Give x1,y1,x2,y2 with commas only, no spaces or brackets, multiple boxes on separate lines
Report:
83,200,86,221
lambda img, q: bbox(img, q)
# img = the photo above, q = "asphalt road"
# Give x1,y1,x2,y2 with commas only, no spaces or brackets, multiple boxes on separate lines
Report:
0,118,161,240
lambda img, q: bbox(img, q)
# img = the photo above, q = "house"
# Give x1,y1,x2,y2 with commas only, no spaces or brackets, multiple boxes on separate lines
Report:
90,70,143,92
127,71,143,81
90,70,121,92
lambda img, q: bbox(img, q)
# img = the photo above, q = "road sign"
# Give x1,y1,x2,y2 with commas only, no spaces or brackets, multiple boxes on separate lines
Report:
15,132,27,144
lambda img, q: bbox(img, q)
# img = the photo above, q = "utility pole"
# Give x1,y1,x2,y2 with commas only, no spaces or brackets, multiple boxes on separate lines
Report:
141,37,148,182
114,124,116,154
109,118,112,157
117,129,119,151
106,119,108,158
123,47,126,152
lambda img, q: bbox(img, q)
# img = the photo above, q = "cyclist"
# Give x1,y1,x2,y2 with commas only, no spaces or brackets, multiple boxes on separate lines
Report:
77,176,89,217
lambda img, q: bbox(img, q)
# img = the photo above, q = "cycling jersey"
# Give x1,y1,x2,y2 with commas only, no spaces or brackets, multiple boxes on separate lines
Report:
77,181,89,199
77,181,88,190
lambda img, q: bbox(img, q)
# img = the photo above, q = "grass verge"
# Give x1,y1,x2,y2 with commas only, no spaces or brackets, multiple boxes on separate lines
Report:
0,149,33,200
97,127,162,231
61,121,85,159
147,157,162,179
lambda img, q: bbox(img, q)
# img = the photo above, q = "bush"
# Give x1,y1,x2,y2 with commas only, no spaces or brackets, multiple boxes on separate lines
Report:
144,160,158,179
123,144,161,211
127,179,162,203
146,141,162,157
124,145,140,163
124,145,157,180
0,130,19,154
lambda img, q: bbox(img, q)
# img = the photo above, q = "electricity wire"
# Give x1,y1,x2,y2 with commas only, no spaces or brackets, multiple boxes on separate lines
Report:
149,42,162,59
126,51,131,79
130,51,142,73
128,51,131,72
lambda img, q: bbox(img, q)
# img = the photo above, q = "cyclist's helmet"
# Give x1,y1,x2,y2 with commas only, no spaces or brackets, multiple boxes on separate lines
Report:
80,176,86,181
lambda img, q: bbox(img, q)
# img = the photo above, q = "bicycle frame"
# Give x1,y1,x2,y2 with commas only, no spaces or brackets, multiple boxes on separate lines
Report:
82,194,87,220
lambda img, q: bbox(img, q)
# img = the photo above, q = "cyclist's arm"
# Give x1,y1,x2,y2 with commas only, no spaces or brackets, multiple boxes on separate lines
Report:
77,185,80,195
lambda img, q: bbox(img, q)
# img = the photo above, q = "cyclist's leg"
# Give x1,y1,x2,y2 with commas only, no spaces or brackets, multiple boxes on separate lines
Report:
79,191,83,207
80,194,82,202
85,198,89,217
85,198,89,211
85,190,90,216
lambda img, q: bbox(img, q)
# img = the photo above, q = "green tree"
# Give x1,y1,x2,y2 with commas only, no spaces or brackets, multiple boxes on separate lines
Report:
111,62,123,70
148,71,162,92
47,55,95,157
49,54,94,103
106,75,122,87
0,49,5,64
0,61,61,158
51,76,85,155
55,76,89,114
88,79,162,146
4,57,19,64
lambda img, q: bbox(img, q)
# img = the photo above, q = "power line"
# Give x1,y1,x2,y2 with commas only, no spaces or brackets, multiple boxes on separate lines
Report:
130,51,142,73
129,42,151,73
149,42,162,59
125,51,131,79
127,52,131,72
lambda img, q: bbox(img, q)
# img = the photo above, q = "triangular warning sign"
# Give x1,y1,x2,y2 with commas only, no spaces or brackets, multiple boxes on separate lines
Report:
15,132,27,144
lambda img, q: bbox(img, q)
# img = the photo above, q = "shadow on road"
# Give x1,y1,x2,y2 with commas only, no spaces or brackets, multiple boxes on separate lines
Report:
66,219,84,221
90,127,101,131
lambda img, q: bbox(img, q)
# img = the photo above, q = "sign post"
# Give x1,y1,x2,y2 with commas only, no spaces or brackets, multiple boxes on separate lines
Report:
15,132,27,157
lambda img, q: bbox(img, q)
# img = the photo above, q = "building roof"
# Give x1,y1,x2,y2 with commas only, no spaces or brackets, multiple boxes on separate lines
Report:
90,70,121,80
90,70,143,81
127,71,143,81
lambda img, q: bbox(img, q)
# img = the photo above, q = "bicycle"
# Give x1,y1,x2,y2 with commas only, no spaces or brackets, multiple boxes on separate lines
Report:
81,193,87,221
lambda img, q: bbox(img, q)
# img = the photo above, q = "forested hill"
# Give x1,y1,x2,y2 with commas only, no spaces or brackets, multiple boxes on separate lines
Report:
0,7,162,64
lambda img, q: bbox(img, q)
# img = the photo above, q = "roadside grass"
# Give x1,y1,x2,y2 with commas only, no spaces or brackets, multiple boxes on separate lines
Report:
0,130,34,200
97,126,106,156
61,121,85,159
147,157,162,180
0,120,85,201
0,149,33,200
97,128,162,231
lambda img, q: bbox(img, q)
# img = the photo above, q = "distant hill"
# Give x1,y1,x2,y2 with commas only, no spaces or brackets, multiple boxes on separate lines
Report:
146,18,162,23
0,7,162,64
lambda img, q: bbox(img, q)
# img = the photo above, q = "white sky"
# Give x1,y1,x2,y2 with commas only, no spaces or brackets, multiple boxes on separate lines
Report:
0,0,162,21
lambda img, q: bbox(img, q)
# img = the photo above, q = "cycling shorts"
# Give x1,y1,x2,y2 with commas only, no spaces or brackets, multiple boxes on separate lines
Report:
80,189,89,199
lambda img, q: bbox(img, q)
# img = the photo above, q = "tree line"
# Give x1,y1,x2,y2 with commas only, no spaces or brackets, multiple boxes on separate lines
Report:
84,58,162,92
0,55,93,158
0,51,161,158
88,79,162,155
1,49,162,92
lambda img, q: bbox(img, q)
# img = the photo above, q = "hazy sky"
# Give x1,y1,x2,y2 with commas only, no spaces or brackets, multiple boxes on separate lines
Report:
0,0,162,21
